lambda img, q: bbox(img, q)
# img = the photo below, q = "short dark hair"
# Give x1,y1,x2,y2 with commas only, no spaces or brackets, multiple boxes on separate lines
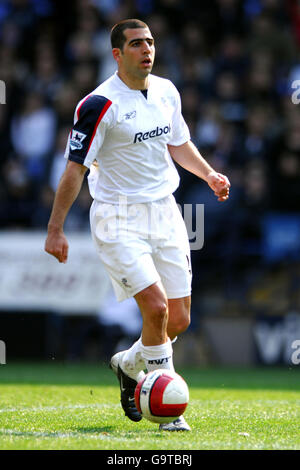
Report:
111,19,149,51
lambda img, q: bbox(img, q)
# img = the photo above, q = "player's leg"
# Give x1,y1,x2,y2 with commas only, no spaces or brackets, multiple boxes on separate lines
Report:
127,290,191,376
112,291,191,384
132,283,191,430
134,282,175,373
135,281,168,345
120,288,192,431
156,295,191,431
111,290,192,429
110,280,174,423
115,281,175,379
167,296,191,341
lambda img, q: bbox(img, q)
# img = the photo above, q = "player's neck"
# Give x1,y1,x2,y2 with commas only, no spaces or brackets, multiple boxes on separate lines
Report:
117,70,149,91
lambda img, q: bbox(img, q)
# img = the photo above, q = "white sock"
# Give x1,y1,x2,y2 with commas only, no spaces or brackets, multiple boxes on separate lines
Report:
141,338,175,372
120,337,146,381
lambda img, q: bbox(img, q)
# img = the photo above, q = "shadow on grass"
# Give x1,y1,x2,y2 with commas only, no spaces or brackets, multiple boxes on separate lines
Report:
0,362,299,391
76,426,164,438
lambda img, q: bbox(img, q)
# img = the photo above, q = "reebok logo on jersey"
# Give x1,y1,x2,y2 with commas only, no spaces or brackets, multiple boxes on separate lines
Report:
133,124,171,143
70,130,87,150
123,110,136,120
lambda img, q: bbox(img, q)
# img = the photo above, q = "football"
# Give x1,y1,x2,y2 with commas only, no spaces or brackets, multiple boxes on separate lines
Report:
134,369,189,424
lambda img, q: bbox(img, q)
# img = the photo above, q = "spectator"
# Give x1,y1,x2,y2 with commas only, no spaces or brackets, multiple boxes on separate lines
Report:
10,90,56,183
0,158,34,228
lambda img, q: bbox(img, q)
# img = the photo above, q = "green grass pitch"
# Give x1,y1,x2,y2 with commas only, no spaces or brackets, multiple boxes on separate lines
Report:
0,362,299,450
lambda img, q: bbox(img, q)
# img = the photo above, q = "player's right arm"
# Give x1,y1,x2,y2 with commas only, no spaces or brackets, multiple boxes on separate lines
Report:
45,160,87,263
45,94,112,263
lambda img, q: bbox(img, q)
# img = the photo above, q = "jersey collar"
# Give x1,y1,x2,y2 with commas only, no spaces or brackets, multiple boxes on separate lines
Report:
114,71,151,93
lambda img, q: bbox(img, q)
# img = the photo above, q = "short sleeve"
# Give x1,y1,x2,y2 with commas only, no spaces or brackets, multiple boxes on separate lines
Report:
64,94,112,168
167,84,190,146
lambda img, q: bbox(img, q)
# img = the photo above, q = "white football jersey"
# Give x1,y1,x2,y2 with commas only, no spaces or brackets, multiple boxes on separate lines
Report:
64,72,190,204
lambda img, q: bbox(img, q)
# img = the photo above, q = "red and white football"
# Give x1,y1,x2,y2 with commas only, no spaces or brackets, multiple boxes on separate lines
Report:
134,369,189,424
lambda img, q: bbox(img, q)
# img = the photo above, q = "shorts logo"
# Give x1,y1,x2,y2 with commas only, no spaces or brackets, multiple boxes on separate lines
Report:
133,124,171,143
70,130,87,150
121,278,132,288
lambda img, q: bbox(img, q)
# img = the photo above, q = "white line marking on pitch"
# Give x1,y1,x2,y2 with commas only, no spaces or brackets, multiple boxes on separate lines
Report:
0,403,118,414
0,428,114,440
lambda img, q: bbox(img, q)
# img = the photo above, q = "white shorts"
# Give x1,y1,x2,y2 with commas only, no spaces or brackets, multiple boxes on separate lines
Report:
90,194,192,302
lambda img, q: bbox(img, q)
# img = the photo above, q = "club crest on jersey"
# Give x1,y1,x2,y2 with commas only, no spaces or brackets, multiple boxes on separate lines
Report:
70,130,87,150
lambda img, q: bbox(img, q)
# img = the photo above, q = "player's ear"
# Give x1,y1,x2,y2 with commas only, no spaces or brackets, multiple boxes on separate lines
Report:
112,48,122,63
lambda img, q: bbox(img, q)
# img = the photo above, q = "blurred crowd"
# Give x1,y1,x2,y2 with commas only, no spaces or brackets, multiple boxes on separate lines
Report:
1,0,300,310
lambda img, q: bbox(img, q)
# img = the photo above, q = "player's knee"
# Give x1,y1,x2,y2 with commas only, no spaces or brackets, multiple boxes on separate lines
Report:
154,301,168,322
180,314,191,333
174,314,191,335
148,300,168,327
169,311,190,336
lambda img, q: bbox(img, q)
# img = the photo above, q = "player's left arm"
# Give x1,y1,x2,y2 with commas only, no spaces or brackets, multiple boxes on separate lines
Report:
168,140,230,202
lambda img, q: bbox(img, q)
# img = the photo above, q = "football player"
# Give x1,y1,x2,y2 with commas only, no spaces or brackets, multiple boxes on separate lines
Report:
45,19,230,431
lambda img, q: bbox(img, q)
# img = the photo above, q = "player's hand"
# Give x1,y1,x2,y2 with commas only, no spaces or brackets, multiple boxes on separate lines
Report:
44,229,69,264
206,171,230,202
